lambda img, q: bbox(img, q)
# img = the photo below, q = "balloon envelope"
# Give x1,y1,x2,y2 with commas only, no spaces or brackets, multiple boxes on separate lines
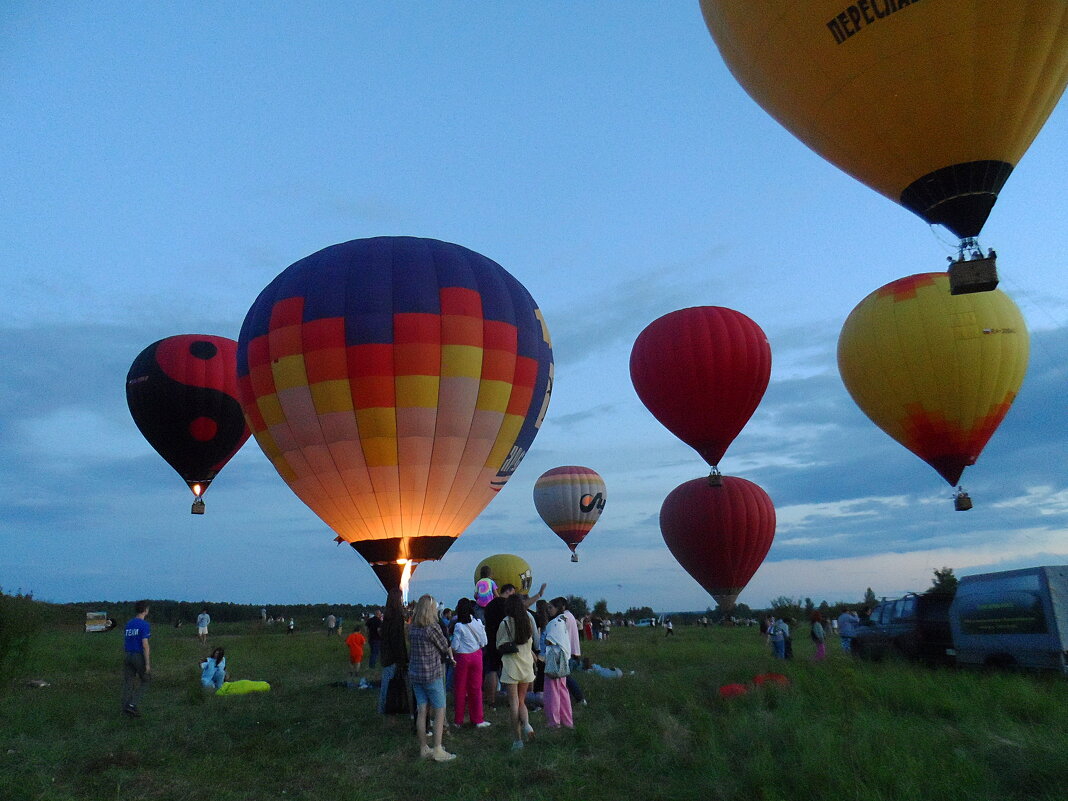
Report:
237,237,554,591
126,335,250,498
700,0,1068,238
533,466,606,555
630,307,771,468
660,476,776,611
473,553,533,596
838,272,1029,486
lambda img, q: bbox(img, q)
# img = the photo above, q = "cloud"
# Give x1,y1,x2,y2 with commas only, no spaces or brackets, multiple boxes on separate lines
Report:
746,531,1068,605
545,402,621,429
542,244,733,366
993,485,1068,515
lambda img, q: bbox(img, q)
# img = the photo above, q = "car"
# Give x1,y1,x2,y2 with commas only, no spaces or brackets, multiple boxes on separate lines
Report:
853,592,955,665
635,618,658,627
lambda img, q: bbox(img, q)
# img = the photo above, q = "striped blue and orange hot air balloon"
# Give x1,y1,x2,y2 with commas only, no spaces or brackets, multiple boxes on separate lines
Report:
236,237,553,590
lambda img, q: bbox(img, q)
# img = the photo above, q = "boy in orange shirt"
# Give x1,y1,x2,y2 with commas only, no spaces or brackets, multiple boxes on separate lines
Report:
345,624,366,680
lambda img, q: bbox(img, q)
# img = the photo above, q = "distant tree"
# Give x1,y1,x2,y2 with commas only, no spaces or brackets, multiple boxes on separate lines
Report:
864,587,878,607
818,600,831,615
770,596,803,621
0,588,45,697
624,606,655,621
592,599,609,617
566,595,589,618
804,597,814,614
928,567,959,596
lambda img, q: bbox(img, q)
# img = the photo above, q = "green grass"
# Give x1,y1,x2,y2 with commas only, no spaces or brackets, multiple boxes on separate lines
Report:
2,621,1066,801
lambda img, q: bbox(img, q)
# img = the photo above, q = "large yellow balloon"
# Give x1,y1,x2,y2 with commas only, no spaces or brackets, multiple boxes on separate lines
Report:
700,1,1068,238
473,554,533,596
838,273,1028,487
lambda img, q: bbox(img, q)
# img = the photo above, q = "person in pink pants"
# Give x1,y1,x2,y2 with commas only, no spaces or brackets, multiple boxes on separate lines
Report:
450,598,491,728
542,600,574,729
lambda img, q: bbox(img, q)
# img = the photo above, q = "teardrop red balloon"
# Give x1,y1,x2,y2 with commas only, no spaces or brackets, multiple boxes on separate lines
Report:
630,307,770,468
659,475,775,610
126,334,250,500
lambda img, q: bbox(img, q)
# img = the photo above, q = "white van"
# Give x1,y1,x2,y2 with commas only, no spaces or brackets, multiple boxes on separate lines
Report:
949,565,1068,673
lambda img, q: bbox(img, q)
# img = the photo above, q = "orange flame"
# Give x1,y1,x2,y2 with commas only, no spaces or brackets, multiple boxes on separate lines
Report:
191,483,203,498
398,559,413,604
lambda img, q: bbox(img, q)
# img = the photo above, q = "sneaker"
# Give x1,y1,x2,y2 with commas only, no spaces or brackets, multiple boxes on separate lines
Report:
475,721,492,728
419,745,433,760
522,722,535,739
511,740,524,751
122,705,140,718
431,747,457,762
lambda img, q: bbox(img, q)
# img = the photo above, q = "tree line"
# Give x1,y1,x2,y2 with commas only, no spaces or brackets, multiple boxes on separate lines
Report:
76,599,381,625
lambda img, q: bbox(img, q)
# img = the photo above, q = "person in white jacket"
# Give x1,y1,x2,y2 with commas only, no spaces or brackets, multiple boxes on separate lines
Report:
543,601,574,729
450,598,491,728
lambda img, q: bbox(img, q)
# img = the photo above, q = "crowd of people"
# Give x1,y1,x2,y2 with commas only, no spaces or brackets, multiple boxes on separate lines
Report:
121,591,872,752
761,607,870,661
354,571,601,761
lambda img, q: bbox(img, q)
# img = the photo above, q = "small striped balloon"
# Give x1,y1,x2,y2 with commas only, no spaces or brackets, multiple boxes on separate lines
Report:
533,466,606,560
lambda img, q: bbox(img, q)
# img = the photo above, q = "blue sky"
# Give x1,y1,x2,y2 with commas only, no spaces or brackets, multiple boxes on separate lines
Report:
3,4,1067,613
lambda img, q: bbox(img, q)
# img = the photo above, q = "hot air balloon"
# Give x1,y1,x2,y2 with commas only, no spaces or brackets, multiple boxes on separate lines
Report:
700,1,1068,241
659,475,776,611
236,237,554,591
533,466,606,561
126,335,250,513
838,272,1029,507
473,553,533,595
630,306,771,482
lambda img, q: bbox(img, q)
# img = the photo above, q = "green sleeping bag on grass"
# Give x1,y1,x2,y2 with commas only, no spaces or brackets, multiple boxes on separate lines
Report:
216,680,270,695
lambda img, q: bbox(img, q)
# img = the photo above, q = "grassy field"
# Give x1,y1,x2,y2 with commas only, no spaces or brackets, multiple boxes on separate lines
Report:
2,618,1067,801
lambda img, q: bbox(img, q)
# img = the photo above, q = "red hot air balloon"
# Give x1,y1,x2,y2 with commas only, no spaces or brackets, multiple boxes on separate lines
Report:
236,237,553,592
126,335,251,513
533,466,606,562
630,307,771,479
659,476,776,611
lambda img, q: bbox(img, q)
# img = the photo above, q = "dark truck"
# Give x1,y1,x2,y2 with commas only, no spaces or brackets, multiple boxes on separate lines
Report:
852,592,955,665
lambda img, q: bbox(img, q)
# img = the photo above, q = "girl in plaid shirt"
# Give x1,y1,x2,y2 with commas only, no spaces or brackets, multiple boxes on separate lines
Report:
409,595,456,762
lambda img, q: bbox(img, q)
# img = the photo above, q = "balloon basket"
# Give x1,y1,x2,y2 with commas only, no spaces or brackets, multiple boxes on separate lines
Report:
708,468,723,487
191,499,206,515
948,248,998,295
570,552,579,563
954,490,973,512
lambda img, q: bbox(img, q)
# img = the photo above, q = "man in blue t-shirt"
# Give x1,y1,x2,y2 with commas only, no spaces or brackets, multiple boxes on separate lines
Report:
121,600,151,717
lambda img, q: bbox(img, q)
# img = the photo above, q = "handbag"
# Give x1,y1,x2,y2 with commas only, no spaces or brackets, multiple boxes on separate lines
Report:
544,643,570,678
498,641,519,655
